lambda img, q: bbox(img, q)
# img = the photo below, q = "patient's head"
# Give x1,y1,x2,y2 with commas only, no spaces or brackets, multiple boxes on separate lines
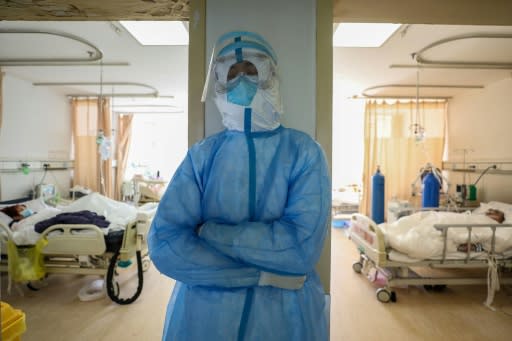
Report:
0,204,28,222
486,209,505,223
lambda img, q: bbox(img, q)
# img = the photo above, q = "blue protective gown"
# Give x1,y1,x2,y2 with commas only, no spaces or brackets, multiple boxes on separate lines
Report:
148,125,331,341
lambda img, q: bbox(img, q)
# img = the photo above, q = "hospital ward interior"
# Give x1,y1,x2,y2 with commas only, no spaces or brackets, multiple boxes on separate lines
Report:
1,1,512,340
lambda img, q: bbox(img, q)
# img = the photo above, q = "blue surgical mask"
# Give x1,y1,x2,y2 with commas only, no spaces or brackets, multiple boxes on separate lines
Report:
20,208,33,218
227,76,258,106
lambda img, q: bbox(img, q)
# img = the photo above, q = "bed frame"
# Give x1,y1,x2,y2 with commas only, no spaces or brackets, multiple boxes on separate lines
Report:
0,209,154,305
349,213,512,303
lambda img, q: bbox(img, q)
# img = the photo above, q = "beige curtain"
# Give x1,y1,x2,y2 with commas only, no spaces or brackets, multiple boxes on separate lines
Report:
115,114,134,200
361,100,447,217
72,98,99,192
0,69,3,130
71,98,114,197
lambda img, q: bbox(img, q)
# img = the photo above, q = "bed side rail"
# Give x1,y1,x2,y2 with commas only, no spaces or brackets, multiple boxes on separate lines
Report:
350,213,388,265
434,223,512,263
120,220,139,255
41,224,106,255
136,203,157,237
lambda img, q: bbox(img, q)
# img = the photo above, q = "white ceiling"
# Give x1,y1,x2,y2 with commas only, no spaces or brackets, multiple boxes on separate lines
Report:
0,21,189,111
334,24,512,99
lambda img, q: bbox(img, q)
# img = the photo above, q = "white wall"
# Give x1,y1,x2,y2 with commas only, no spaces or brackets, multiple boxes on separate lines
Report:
332,95,365,189
0,73,71,200
125,113,188,181
205,0,316,137
447,77,512,203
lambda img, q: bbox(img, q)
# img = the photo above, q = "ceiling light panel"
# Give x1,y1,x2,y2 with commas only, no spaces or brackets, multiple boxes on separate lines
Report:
333,23,401,47
120,21,189,46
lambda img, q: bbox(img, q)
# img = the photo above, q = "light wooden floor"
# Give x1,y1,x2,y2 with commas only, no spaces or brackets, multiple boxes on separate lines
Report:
2,228,512,340
330,227,512,341
0,263,174,340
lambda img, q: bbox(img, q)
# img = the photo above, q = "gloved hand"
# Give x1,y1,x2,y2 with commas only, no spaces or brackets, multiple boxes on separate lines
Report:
258,271,306,290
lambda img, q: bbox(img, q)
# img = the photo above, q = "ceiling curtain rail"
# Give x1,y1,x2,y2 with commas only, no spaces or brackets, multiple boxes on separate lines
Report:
0,29,104,66
2,62,130,67
68,95,175,100
113,111,184,114
360,83,484,100
112,105,180,108
112,104,184,114
33,81,160,98
410,33,512,70
352,95,451,100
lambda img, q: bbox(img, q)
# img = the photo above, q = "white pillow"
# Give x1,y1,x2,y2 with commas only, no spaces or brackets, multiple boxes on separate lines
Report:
486,201,512,213
0,211,13,228
474,201,512,223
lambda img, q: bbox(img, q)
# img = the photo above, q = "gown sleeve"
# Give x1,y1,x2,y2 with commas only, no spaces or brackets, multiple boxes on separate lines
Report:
199,141,331,276
148,152,260,288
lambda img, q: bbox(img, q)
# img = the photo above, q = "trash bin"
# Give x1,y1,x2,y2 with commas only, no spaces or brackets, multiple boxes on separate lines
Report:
1,301,27,341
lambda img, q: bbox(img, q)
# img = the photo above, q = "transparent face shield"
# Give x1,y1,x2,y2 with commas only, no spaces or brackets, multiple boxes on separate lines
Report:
214,53,276,95
201,32,279,103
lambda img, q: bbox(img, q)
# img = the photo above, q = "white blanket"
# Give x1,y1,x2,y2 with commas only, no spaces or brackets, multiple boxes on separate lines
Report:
380,211,512,260
60,192,138,231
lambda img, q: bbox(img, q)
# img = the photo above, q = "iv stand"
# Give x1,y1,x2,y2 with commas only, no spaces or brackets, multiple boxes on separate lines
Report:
98,61,106,196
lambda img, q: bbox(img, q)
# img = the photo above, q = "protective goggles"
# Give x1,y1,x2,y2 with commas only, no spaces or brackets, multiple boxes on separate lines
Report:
213,52,276,93
202,31,279,101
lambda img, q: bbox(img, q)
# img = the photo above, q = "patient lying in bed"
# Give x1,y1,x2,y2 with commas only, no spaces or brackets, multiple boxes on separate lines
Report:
0,204,34,227
485,209,505,223
1,193,139,246
379,207,511,260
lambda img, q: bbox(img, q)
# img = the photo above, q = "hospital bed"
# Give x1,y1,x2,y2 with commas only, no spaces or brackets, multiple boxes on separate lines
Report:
0,193,157,305
349,207,512,306
133,177,167,204
332,187,360,215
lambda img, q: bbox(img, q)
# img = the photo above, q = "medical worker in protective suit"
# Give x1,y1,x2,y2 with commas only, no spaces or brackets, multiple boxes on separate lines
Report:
148,31,330,341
